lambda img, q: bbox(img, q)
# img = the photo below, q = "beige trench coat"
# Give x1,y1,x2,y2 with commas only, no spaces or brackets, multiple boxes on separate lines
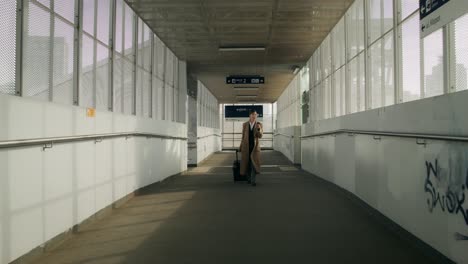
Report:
239,121,263,175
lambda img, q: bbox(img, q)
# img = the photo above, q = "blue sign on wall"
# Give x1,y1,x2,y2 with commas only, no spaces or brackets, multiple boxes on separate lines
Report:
225,105,263,118
420,0,450,20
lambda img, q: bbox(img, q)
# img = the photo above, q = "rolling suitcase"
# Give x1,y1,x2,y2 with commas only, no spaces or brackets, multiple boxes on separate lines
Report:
233,150,245,182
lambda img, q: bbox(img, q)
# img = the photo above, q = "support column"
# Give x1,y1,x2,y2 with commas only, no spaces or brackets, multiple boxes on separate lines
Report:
187,74,198,166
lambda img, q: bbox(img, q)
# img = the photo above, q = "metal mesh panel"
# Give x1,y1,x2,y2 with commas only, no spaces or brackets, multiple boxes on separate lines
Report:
124,4,134,60
82,0,95,36
165,49,174,85
96,43,109,110
370,39,382,109
136,19,143,66
37,0,50,8
332,18,345,70
152,75,158,118
80,34,95,107
166,85,173,120
454,13,468,92
23,2,51,100
347,0,364,59
323,77,331,119
383,32,394,106
315,83,323,120
143,28,152,72
368,0,382,44
135,67,143,116
143,70,151,117
349,56,358,113
423,29,444,98
155,78,164,119
383,0,393,34
321,35,331,78
401,13,421,102
0,0,17,95
334,68,343,116
400,0,419,21
123,59,134,115
96,0,110,45
358,53,366,112
54,0,75,23
312,48,321,85
53,17,74,104
115,0,123,53
156,37,165,79
113,53,123,113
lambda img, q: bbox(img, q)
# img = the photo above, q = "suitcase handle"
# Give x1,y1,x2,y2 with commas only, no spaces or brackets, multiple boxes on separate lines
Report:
235,149,239,162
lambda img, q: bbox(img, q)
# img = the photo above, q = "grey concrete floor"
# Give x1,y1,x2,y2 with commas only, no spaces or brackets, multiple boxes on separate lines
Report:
35,151,437,264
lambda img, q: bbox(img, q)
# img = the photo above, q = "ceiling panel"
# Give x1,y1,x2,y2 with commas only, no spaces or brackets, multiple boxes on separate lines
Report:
126,0,353,103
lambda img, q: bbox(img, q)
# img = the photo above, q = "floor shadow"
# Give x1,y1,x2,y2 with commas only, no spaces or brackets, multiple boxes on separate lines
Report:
34,151,440,264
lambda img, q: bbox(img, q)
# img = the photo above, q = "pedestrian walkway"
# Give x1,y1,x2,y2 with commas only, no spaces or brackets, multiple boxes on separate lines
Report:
35,151,438,264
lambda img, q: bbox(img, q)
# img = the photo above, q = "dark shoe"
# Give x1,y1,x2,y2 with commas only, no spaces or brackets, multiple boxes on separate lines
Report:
247,180,251,184
252,183,256,187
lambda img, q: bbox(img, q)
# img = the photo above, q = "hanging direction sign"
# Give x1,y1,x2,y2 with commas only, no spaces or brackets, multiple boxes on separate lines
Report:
420,0,468,38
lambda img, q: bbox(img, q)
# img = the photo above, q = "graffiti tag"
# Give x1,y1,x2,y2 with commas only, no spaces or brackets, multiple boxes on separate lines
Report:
424,159,468,226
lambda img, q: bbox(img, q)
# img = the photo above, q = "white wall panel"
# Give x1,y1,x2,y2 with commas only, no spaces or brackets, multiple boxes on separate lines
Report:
0,92,188,263
301,90,468,263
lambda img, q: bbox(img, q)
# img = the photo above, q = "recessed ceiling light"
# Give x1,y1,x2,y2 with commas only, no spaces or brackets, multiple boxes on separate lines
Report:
219,46,266,52
236,95,258,98
234,87,259,91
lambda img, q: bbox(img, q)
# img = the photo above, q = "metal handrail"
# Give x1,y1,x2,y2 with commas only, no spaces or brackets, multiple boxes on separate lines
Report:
300,129,468,142
0,132,188,149
197,134,222,140
221,132,274,135
273,133,294,138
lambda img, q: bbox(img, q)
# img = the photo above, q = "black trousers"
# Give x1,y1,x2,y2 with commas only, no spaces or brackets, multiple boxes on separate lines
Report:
248,147,256,184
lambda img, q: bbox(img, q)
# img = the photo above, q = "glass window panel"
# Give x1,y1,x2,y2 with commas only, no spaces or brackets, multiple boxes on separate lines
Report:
143,27,152,71
96,43,110,110
401,14,421,102
333,18,345,69
369,0,382,44
314,48,322,84
454,13,468,92
156,36,165,79
347,3,357,58
323,77,331,119
23,2,51,100
0,0,17,95
334,69,342,116
370,39,382,109
123,59,134,114
400,0,419,21
54,0,75,23
135,67,143,116
322,36,331,78
356,0,365,54
96,0,110,45
53,17,74,104
124,4,134,60
155,78,164,120
137,19,143,66
82,0,95,36
383,32,395,106
358,53,366,112
165,49,174,85
115,0,123,53
383,0,393,33
80,34,95,107
349,57,358,113
423,29,444,98
113,54,123,113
